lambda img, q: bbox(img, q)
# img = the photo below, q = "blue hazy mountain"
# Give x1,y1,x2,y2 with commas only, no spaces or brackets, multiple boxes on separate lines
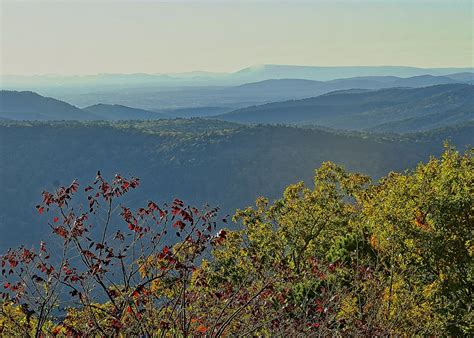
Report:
0,91,173,121
230,65,473,83
2,65,472,91
445,72,474,84
222,74,462,101
84,103,169,120
216,84,474,133
22,72,472,112
0,90,99,120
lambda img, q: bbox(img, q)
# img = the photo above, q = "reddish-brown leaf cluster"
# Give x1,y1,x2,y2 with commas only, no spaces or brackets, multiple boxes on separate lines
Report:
1,171,224,337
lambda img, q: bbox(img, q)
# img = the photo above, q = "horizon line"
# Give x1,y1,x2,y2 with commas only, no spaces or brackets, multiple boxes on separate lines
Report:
1,64,473,77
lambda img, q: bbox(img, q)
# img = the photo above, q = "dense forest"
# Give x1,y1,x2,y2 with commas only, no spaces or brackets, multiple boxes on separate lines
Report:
0,147,472,335
216,84,474,132
1,119,473,249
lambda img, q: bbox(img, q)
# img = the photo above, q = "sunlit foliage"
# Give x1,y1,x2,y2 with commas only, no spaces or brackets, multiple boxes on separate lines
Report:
1,147,472,335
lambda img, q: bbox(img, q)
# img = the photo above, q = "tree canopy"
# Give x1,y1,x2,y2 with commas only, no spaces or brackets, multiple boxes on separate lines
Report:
1,147,472,336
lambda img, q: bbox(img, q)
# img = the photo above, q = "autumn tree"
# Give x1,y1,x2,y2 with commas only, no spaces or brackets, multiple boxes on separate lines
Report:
1,172,224,336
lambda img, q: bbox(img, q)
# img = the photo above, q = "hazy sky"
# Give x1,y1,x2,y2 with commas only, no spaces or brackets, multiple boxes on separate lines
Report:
1,0,472,75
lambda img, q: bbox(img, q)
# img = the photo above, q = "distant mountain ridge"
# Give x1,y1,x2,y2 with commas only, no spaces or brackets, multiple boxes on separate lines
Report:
231,65,474,83
84,103,168,120
0,90,98,120
216,84,474,133
2,81,473,130
0,91,169,121
2,65,472,91
40,72,473,111
222,73,467,101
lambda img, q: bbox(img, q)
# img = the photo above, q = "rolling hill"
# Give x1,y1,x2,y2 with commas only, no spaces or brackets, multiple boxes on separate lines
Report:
0,91,170,121
216,84,474,133
84,103,169,120
45,72,472,111
3,66,472,111
0,90,99,120
445,72,474,84
230,64,474,83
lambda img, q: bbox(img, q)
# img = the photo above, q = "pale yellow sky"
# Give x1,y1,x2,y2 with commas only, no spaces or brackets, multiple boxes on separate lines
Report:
1,0,473,75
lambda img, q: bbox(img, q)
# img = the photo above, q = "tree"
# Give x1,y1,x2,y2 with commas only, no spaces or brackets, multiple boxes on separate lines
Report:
1,172,222,336
360,146,474,334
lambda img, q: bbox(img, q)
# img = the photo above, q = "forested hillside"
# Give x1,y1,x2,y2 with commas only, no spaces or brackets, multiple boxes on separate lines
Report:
0,91,169,121
0,91,97,120
217,84,474,133
0,119,472,250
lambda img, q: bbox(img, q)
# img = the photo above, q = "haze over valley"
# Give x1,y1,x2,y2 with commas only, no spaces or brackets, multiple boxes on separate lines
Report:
1,66,473,249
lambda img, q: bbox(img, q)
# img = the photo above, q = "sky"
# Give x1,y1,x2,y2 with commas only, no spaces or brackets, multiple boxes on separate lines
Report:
0,0,473,75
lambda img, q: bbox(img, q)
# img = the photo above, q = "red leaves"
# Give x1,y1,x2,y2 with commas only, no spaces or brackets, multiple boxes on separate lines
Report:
173,198,184,207
147,201,159,211
21,249,35,263
71,217,87,238
63,265,74,276
0,171,224,336
171,206,181,216
181,210,193,223
38,180,80,212
196,325,207,334
51,325,62,336
111,319,123,330
81,250,96,259
121,207,134,223
53,226,68,239
217,229,227,239
38,262,54,275
128,223,144,233
8,258,18,269
213,229,227,245
68,180,79,194
173,220,186,230
131,285,146,299
41,191,54,206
